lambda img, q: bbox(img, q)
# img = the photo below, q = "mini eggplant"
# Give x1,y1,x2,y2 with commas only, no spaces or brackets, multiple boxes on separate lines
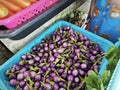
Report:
74,77,80,83
43,83,52,90
9,79,17,86
34,56,40,61
23,71,30,78
72,69,78,76
19,81,25,87
80,63,87,70
53,83,59,90
35,74,41,81
17,73,24,80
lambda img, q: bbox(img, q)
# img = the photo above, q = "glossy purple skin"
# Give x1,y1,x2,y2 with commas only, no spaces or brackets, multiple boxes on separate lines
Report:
53,84,59,90
71,83,76,88
38,52,43,57
10,79,17,86
74,63,80,67
30,71,36,78
54,53,59,57
39,59,44,63
20,68,26,73
27,55,32,59
85,40,90,45
49,44,55,49
83,36,88,41
61,64,65,69
92,50,98,55
59,88,66,90
35,75,41,81
44,53,49,57
59,82,64,87
56,36,61,41
68,75,73,81
17,73,24,80
61,73,67,79
58,48,65,53
74,77,80,83
13,64,21,71
53,76,59,82
50,73,56,77
39,49,44,53
49,56,55,62
19,81,25,87
72,69,78,76
68,70,72,75
28,59,34,65
58,69,64,74
24,85,29,90
82,45,87,50
42,65,47,71
69,53,74,58
44,83,52,90
34,56,40,61
50,63,56,68
93,65,99,70
85,53,91,58
39,69,44,74
36,46,41,51
23,71,30,78
21,55,27,60
90,56,96,61
32,46,37,50
63,42,68,47
74,56,78,61
75,49,80,53
51,67,55,71
34,82,40,87
79,69,85,76
87,70,93,75
44,46,49,51
81,63,87,70
53,49,57,53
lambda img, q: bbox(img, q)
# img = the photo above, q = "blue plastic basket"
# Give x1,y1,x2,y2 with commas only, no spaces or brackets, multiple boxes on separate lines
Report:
0,21,113,90
115,41,120,48
107,41,120,90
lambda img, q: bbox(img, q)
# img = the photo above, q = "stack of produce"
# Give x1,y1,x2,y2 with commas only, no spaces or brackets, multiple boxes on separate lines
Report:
64,10,87,27
5,26,104,90
0,0,37,19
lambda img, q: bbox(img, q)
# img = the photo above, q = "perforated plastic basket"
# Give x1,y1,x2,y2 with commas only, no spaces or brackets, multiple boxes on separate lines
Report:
0,0,59,29
0,21,113,90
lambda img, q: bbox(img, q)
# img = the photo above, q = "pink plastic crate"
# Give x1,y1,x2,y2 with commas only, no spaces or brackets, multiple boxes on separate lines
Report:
0,0,59,30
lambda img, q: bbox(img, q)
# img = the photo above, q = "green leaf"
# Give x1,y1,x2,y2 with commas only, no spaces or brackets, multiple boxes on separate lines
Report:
85,71,104,90
86,85,97,90
101,70,111,87
105,46,117,60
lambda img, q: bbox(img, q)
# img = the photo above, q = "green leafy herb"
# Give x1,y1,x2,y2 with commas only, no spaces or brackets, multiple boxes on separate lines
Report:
85,71,104,90
85,44,120,90
105,45,120,75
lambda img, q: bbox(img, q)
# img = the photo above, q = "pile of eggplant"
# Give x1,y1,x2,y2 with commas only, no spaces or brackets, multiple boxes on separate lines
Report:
6,26,104,90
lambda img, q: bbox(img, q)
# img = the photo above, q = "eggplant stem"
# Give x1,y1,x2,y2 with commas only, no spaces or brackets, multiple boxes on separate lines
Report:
26,77,34,90
67,81,71,90
54,70,59,76
43,69,50,83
